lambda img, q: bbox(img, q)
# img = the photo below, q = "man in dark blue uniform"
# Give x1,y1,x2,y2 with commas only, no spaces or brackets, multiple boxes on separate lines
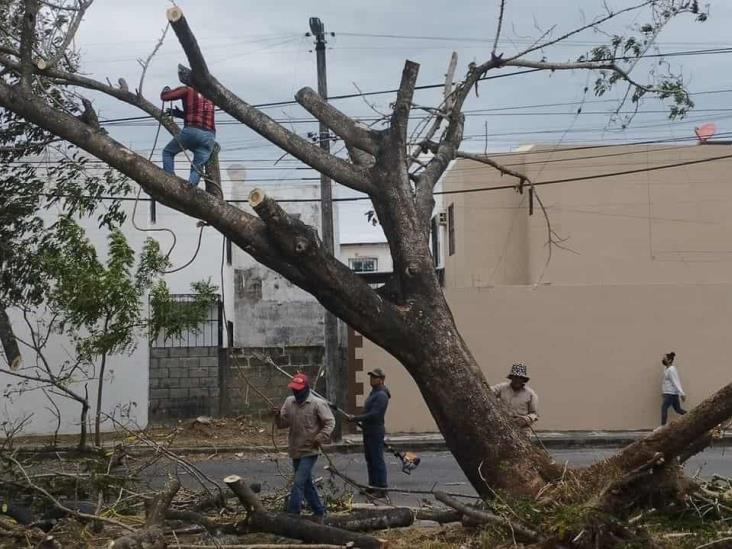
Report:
347,368,390,497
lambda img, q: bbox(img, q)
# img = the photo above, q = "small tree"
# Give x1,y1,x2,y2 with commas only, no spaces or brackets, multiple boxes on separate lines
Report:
1,306,93,449
40,219,217,447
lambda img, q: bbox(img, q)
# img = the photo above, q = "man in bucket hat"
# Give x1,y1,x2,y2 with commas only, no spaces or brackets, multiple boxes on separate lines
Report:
347,368,391,497
492,363,539,431
273,373,335,520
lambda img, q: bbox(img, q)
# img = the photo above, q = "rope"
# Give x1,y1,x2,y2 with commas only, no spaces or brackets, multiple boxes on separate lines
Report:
129,100,207,274
130,101,177,259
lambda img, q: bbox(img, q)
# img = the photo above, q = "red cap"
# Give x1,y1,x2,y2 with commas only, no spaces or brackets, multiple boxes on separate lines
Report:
288,373,309,390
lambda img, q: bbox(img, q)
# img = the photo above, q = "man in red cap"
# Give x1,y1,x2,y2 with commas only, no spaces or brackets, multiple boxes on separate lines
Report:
273,373,335,520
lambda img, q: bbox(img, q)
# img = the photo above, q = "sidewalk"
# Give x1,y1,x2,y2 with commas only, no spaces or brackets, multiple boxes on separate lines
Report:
12,430,732,457
343,429,732,452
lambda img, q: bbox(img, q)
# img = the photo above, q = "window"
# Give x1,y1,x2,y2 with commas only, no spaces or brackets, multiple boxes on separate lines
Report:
225,237,232,266
150,199,157,224
348,257,378,272
448,203,455,256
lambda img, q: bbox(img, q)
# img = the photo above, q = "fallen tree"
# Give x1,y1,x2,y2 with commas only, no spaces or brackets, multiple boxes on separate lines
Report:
1,0,731,545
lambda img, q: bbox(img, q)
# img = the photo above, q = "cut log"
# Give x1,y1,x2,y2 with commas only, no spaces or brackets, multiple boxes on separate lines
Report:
413,507,462,524
324,507,414,531
224,475,385,548
109,479,180,548
146,478,181,525
224,475,265,514
247,512,387,549
166,509,236,535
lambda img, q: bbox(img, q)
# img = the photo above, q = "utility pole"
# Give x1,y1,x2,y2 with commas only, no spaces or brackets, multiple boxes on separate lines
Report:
309,17,345,440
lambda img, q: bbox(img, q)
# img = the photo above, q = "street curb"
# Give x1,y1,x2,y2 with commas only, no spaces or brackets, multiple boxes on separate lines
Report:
13,432,732,457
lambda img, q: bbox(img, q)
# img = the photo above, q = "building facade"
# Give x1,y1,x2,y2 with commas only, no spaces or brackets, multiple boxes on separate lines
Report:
354,143,732,432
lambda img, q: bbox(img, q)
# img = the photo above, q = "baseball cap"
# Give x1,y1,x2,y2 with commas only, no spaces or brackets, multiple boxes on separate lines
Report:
288,373,309,390
367,368,386,378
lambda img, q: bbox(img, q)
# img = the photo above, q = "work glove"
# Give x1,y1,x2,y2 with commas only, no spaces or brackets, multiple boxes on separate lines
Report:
164,107,185,119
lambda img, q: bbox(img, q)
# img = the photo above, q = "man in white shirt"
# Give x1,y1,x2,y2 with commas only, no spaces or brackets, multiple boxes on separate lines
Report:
661,351,687,425
492,363,539,431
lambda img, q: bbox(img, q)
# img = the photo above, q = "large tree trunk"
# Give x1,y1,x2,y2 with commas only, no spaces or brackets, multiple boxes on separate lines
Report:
393,293,560,496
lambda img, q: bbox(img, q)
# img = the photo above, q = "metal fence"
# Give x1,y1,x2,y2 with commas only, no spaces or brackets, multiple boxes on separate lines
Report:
150,293,222,348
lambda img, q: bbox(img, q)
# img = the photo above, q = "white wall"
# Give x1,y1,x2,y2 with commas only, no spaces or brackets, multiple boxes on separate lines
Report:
229,177,329,347
340,242,392,273
1,170,234,437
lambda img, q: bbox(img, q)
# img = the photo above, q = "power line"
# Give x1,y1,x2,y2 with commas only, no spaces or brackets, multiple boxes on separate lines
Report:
97,68,543,125
35,148,732,205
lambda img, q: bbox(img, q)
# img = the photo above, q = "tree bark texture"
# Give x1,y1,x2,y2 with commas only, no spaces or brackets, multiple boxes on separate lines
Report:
323,507,414,531
245,513,387,549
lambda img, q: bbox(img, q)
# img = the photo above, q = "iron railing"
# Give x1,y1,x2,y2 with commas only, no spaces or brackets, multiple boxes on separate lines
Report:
149,293,222,348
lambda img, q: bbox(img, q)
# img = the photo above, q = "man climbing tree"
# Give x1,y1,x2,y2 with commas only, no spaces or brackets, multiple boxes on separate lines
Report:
1,4,730,543
160,81,217,187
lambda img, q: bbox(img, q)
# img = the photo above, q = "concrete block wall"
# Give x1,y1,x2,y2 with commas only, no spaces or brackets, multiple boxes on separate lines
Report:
149,346,221,422
222,346,324,416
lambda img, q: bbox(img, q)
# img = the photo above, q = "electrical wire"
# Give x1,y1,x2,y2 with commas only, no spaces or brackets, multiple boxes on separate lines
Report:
35,146,732,205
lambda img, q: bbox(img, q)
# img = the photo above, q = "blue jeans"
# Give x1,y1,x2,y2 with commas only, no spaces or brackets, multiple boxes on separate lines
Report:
363,430,387,488
162,126,216,186
287,455,325,516
661,393,687,425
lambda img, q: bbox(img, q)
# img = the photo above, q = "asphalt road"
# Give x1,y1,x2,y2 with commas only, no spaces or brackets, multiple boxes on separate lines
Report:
154,446,731,507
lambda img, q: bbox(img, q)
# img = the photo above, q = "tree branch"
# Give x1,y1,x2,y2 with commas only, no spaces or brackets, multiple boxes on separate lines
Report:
390,60,420,146
20,0,40,88
491,0,507,57
0,53,180,135
137,22,168,97
434,491,541,543
2,454,135,532
40,0,93,70
0,78,411,367
166,8,371,194
504,0,654,61
295,86,380,157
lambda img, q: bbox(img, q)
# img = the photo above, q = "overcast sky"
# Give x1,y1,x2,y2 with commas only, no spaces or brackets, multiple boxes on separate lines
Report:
73,0,732,243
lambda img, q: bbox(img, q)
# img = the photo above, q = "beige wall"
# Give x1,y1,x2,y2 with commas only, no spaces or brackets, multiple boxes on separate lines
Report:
442,144,732,288
357,144,732,433
361,284,732,432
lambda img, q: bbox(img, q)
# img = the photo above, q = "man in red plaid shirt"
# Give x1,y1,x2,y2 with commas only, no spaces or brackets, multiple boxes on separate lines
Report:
160,85,217,186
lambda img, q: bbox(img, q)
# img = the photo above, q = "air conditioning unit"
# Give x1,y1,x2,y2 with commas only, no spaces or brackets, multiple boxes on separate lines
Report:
437,211,448,226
